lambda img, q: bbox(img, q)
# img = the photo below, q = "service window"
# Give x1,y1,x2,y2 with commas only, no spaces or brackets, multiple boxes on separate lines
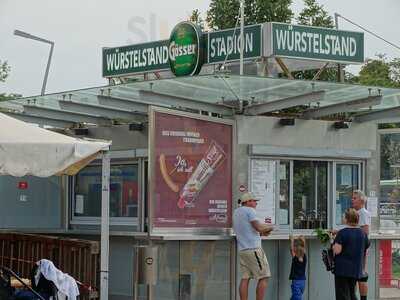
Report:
293,161,328,229
334,163,360,225
73,162,139,222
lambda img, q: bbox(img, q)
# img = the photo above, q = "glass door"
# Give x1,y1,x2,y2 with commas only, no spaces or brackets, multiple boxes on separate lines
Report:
334,163,361,226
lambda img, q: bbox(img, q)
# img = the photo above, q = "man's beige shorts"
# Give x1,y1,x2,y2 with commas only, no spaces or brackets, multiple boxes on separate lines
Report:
239,248,271,280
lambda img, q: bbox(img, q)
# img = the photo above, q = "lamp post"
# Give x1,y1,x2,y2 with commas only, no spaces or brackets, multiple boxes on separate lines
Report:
239,0,244,76
14,29,54,95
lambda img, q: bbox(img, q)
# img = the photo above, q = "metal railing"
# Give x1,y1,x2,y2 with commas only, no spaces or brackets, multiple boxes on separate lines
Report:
0,232,99,299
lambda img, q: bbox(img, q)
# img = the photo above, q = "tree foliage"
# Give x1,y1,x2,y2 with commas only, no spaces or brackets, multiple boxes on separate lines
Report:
354,55,400,88
0,60,10,83
206,0,240,30
0,59,21,102
206,0,293,30
189,9,205,31
297,0,334,28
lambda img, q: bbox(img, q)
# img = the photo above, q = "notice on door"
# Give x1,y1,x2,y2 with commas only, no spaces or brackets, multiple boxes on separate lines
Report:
250,159,276,224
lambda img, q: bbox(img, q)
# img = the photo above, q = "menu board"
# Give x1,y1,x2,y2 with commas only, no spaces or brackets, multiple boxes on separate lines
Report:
250,159,276,224
151,110,233,229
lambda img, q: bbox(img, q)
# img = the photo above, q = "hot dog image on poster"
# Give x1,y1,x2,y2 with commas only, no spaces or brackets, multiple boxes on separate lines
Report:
152,111,232,228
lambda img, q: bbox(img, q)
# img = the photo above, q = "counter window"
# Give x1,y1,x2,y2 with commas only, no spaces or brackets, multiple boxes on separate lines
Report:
73,163,139,218
293,161,327,229
251,158,364,231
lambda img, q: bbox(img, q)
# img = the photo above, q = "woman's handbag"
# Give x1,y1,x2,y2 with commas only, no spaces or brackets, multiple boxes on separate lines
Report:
321,246,334,272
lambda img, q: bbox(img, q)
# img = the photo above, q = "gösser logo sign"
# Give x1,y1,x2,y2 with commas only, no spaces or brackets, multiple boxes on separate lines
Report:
168,21,204,77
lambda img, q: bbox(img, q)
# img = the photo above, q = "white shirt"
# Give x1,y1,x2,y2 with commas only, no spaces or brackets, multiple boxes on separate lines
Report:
233,206,261,251
357,207,371,228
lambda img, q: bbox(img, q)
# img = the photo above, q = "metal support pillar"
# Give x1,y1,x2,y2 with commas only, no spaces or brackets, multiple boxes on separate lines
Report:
100,151,110,300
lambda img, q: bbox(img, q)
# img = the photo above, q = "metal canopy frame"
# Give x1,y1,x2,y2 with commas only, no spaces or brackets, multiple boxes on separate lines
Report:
244,90,325,115
5,111,75,128
1,75,400,128
302,95,382,119
22,105,112,125
353,105,400,123
58,100,146,121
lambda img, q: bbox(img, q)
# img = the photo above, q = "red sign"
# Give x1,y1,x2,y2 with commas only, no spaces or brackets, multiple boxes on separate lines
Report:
379,240,392,287
239,185,246,192
18,181,28,190
152,111,232,228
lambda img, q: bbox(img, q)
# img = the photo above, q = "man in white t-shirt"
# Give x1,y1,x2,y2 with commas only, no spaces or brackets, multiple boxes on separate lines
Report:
352,190,371,300
233,192,273,300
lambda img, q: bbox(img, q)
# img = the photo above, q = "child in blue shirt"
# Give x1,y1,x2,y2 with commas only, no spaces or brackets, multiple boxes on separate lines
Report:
289,235,307,300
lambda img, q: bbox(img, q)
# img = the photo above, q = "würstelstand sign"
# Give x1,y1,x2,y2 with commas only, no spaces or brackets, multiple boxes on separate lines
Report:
102,22,364,78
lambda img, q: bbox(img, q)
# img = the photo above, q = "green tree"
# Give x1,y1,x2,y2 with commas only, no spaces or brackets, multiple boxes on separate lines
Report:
0,59,21,102
0,60,10,83
354,55,400,129
206,0,293,30
297,0,334,28
189,9,205,30
356,55,400,88
206,0,240,30
249,0,293,24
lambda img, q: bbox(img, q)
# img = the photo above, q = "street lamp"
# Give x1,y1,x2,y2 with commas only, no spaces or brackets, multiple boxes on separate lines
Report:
14,29,54,96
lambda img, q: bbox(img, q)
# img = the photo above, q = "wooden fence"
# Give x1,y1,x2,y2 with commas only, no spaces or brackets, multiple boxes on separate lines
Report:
0,232,99,299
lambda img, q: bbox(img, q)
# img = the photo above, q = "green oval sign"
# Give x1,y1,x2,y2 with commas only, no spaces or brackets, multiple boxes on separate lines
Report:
169,22,204,76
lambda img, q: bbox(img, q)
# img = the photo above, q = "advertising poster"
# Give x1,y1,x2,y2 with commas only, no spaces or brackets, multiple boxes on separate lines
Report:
151,110,233,229
250,159,276,224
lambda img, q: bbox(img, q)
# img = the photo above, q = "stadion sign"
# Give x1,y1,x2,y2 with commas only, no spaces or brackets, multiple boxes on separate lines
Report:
102,22,364,78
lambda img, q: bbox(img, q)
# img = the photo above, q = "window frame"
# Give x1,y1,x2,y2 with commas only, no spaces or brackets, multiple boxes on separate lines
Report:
249,156,365,233
332,160,363,229
70,156,144,227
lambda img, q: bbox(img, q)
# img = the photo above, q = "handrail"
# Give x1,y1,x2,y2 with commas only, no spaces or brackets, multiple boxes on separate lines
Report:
0,266,45,300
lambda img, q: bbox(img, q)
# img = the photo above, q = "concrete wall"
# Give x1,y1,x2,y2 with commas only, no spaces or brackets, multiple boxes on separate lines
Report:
0,175,62,228
236,116,376,151
86,124,148,150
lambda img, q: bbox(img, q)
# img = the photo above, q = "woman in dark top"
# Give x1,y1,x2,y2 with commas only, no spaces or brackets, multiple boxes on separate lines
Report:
333,208,369,300
289,235,307,300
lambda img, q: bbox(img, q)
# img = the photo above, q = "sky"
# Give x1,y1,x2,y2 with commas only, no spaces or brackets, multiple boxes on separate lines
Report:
1,0,399,97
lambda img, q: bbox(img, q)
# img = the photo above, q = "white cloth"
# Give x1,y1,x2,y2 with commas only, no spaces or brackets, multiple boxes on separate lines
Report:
37,259,80,300
357,207,371,227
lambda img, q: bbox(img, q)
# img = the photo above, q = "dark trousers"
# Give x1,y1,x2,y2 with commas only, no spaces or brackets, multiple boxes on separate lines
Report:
335,276,358,300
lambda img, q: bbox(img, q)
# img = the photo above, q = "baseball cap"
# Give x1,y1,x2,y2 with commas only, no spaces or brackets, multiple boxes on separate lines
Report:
239,192,259,203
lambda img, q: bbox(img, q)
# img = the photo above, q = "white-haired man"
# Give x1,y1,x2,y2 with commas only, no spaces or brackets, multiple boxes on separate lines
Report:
352,190,371,300
233,192,273,300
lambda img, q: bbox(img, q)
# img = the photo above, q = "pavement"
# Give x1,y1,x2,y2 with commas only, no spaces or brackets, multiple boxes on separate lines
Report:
380,287,400,299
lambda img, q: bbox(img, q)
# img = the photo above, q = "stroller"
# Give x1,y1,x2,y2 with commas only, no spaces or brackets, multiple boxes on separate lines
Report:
0,259,80,300
0,266,50,300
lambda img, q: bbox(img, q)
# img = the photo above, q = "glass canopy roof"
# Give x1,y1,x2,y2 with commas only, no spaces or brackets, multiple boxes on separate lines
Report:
2,74,400,121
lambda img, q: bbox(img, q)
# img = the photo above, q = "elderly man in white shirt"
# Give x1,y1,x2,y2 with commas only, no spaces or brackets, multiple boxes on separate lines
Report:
352,190,371,300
